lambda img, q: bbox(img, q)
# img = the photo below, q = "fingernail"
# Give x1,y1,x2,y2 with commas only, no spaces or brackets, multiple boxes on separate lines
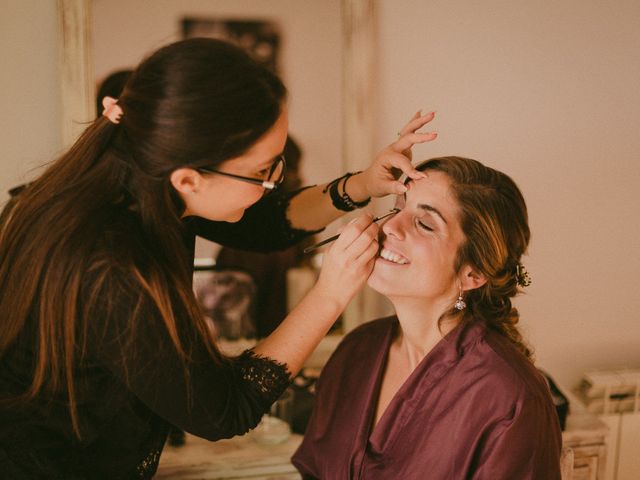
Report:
397,183,408,193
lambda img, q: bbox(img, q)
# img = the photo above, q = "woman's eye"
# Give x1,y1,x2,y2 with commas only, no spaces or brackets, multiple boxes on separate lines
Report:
256,168,270,177
416,219,433,232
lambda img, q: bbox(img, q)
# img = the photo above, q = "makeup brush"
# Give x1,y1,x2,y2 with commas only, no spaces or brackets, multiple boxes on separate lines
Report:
303,208,400,254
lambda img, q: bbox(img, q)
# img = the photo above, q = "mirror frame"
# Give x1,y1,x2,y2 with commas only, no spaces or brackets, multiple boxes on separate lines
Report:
57,0,378,331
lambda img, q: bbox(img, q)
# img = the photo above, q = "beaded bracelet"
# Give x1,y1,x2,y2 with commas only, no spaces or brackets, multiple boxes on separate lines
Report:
323,172,371,212
341,172,371,209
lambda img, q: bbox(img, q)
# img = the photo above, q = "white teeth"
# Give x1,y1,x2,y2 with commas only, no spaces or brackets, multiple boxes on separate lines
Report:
379,248,409,265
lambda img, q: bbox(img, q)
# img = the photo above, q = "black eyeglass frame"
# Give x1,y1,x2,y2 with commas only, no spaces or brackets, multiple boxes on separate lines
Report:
197,155,286,191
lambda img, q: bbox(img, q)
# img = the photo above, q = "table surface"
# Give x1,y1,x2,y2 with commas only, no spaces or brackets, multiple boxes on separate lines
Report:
156,432,303,480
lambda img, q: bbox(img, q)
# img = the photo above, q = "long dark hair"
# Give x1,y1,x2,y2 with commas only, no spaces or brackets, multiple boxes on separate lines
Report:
0,38,286,437
416,157,533,359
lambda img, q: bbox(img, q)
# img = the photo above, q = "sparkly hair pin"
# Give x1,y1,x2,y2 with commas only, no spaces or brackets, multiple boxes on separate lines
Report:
101,96,123,124
515,263,532,287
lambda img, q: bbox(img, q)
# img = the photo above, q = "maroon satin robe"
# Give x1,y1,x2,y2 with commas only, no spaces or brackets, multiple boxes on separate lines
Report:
292,317,562,479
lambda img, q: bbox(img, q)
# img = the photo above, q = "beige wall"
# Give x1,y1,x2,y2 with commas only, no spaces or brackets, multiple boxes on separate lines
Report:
376,0,640,387
0,0,62,204
92,0,343,186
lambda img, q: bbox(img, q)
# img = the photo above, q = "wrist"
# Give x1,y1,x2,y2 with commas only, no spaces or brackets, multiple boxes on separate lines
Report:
307,283,349,317
344,172,370,203
324,172,370,212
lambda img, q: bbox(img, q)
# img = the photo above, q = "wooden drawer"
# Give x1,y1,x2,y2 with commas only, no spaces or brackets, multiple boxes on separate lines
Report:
570,444,607,480
573,455,598,480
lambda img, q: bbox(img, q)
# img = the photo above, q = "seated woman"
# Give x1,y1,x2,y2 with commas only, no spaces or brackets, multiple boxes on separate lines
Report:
292,157,562,479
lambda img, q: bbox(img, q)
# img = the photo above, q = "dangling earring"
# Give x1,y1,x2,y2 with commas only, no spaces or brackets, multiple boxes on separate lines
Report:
454,285,466,311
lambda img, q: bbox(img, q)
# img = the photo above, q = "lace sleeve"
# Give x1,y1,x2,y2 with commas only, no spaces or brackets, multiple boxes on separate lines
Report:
235,350,292,408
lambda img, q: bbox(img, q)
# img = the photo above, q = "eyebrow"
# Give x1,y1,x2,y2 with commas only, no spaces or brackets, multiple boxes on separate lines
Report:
256,156,278,170
401,191,448,225
417,203,448,224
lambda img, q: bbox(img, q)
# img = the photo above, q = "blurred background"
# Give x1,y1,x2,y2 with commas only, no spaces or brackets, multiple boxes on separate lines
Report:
2,0,639,430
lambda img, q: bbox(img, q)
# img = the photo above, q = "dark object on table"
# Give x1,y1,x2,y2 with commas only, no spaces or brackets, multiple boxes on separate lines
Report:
167,426,186,447
540,370,569,430
290,370,319,434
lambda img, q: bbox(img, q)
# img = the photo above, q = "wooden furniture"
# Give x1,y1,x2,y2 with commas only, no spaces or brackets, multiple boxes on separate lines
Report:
575,369,640,479
562,447,576,480
562,387,610,480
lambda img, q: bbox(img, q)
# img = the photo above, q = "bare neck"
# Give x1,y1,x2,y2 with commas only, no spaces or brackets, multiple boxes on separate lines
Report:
372,298,460,429
389,297,460,367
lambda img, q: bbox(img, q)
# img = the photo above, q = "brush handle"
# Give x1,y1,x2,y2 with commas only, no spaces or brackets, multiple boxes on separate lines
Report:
303,209,399,254
303,234,339,253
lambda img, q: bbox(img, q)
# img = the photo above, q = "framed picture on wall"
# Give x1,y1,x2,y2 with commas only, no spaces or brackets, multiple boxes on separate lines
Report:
182,17,281,72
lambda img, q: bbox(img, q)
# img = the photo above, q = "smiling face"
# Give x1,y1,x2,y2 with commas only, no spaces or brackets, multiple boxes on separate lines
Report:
368,171,466,307
177,106,289,222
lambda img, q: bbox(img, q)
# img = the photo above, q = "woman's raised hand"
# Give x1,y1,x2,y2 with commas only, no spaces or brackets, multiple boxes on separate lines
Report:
312,214,379,308
356,111,437,198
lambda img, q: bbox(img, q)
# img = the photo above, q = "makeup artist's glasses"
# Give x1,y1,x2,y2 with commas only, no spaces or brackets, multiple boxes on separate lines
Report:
198,155,286,192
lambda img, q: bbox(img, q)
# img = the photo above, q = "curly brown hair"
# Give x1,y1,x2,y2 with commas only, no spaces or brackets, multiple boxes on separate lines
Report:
415,156,533,360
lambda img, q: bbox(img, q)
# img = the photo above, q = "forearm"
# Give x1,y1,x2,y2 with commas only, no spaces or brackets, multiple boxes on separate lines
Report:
254,214,379,376
286,174,369,231
252,285,346,377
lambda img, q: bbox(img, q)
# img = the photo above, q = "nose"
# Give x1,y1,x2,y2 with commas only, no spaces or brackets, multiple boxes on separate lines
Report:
381,210,405,241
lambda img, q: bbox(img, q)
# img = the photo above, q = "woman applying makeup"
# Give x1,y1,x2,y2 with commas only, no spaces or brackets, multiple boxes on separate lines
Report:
0,38,435,478
294,157,562,479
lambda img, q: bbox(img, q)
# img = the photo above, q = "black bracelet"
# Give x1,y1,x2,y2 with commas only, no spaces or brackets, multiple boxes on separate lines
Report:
341,172,371,209
327,174,354,211
322,172,371,212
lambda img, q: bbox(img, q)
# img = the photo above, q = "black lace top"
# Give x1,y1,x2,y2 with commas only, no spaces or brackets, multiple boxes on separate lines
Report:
0,188,322,479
